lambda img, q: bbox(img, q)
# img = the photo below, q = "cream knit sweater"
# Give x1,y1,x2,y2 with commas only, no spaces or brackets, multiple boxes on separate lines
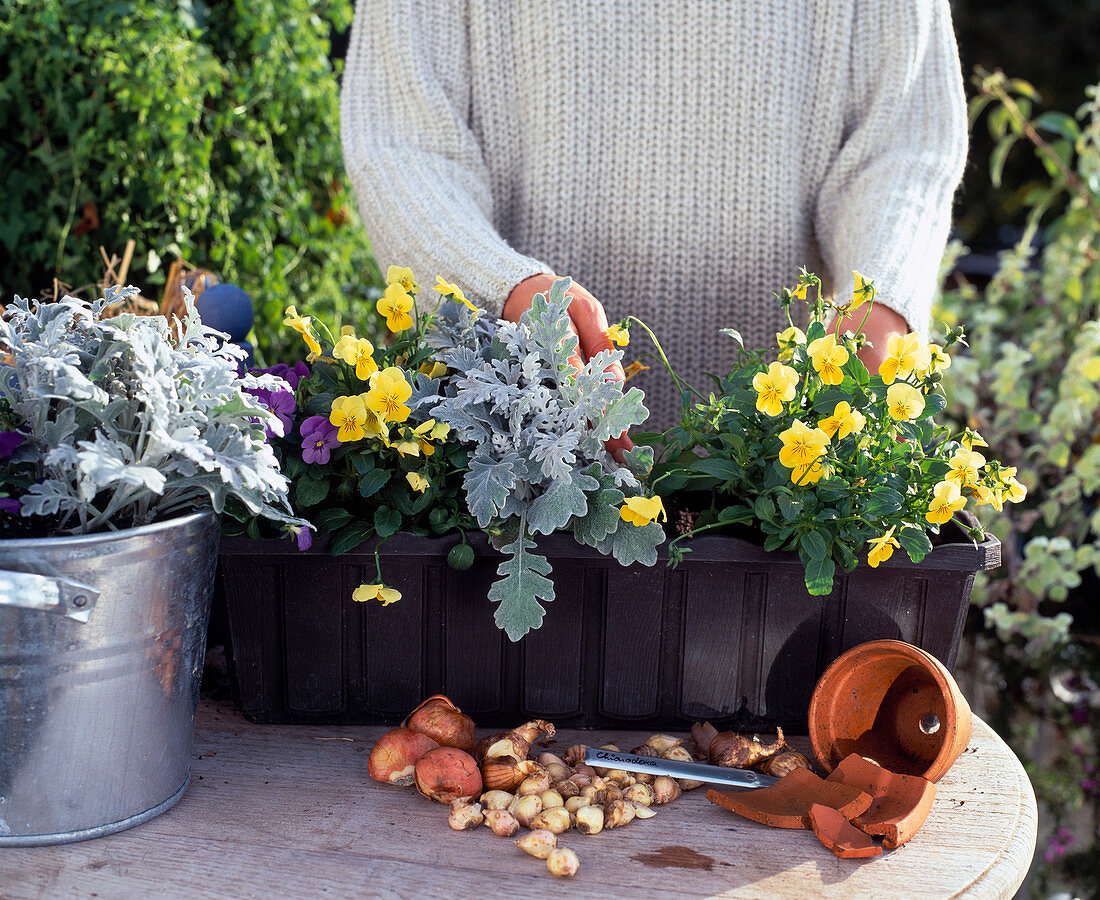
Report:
341,0,968,428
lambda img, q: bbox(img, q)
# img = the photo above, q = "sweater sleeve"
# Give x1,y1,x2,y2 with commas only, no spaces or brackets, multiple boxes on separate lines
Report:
814,0,968,337
340,0,551,316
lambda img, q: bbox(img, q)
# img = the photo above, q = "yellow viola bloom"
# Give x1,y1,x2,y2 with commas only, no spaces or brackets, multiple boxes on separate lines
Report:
389,437,421,457
866,526,900,568
434,276,479,313
961,428,988,450
406,471,430,493
850,270,875,312
410,419,437,456
808,333,850,386
364,367,413,423
283,305,311,334
776,326,806,362
430,421,451,441
329,394,369,443
624,360,650,381
606,324,629,347
819,401,866,440
752,361,799,417
790,457,832,485
386,265,419,295
619,495,667,527
879,333,932,384
916,344,951,378
886,382,925,421
946,447,986,488
352,583,402,606
778,419,831,480
333,334,379,381
377,283,415,332
926,480,966,525
791,282,809,301
419,360,448,379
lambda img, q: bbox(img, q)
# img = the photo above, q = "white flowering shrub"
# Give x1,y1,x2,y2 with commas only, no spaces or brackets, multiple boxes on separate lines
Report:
0,286,304,535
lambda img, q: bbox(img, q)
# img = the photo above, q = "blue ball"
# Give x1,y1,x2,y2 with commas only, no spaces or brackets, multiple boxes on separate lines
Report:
195,283,254,341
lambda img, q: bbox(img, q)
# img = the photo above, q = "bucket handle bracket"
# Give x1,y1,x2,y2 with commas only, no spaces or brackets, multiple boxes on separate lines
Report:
0,569,100,623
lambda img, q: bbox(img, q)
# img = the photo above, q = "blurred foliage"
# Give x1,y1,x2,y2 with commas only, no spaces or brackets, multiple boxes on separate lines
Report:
952,0,1100,245
0,0,383,365
939,72,1100,896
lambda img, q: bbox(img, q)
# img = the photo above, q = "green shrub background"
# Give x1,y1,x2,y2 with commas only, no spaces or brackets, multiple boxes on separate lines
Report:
0,0,381,364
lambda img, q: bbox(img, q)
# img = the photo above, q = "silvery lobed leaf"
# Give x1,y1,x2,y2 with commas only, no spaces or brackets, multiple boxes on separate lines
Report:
595,519,665,567
526,471,597,535
487,518,555,641
464,453,520,527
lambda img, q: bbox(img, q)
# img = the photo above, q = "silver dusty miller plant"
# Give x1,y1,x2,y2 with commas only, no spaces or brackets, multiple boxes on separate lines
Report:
427,278,664,640
0,286,304,535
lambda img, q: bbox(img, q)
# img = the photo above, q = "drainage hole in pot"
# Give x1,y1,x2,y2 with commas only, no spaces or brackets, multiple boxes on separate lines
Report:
919,713,941,735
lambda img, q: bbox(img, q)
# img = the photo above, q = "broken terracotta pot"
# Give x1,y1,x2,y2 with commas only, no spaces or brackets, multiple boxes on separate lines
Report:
826,753,936,849
809,803,883,859
808,640,972,783
706,766,872,829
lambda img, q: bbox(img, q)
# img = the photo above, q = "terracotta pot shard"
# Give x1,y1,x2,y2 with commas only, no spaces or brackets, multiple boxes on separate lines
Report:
826,753,936,849
706,766,872,829
809,804,884,859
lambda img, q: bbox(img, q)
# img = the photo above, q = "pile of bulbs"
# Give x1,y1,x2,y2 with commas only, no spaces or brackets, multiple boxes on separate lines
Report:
367,694,701,878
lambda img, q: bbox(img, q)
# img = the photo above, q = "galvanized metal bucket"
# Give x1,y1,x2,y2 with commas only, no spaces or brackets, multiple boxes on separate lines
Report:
0,510,219,845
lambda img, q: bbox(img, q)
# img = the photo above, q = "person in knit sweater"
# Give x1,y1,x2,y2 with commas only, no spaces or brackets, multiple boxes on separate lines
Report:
340,0,968,430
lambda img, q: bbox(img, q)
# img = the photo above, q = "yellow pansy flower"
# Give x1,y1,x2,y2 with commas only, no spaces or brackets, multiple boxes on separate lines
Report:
791,282,809,301
606,324,629,347
916,344,951,378
808,333,850,386
961,428,988,450
946,447,986,488
430,421,450,441
377,283,415,332
879,333,932,384
752,361,799,417
778,420,831,484
386,265,419,295
388,436,421,457
364,367,413,423
886,382,925,421
776,326,806,362
406,471,430,493
867,526,900,568
333,334,379,381
411,419,438,456
352,583,402,606
419,360,448,379
283,305,311,333
926,480,966,525
819,401,866,440
329,394,369,443
850,270,875,312
434,276,479,313
619,495,667,527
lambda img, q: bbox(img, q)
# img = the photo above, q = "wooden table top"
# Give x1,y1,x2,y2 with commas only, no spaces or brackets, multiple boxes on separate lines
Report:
1,699,1037,899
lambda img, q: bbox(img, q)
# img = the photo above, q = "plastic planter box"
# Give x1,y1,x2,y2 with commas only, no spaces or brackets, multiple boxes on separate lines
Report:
218,524,999,730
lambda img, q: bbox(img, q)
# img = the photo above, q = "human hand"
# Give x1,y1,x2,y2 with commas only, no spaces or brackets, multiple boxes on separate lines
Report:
831,303,910,377
503,273,634,457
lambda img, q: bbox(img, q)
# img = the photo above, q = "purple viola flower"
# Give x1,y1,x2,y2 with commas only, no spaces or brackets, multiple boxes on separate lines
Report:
300,415,340,465
246,387,296,440
290,524,313,551
0,431,25,459
0,497,20,515
285,361,310,389
249,360,310,389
